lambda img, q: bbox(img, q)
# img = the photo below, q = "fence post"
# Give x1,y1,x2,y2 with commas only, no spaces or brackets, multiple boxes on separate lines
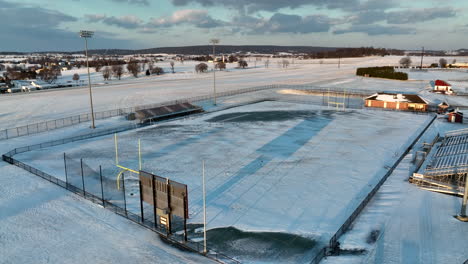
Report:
100,165,105,207
80,158,86,196
122,172,128,216
63,153,68,187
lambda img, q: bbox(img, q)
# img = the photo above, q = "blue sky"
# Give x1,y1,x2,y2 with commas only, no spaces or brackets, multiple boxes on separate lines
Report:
1,0,467,51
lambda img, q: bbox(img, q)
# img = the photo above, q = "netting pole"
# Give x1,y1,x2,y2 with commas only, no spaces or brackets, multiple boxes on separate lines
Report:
122,172,128,216
99,165,105,207
202,160,207,254
63,153,68,186
80,158,86,196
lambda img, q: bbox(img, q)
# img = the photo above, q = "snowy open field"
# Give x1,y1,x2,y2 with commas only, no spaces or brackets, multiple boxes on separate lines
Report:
2,56,468,264
14,100,432,263
3,56,468,130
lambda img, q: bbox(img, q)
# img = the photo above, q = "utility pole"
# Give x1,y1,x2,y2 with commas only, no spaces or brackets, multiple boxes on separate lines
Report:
210,39,219,105
80,30,96,129
202,160,208,254
420,46,424,69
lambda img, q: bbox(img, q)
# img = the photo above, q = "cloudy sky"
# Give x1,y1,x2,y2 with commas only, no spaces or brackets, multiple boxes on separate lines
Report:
1,0,466,51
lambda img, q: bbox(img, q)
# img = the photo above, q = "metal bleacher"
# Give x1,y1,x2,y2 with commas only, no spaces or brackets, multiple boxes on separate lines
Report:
134,102,203,123
412,130,468,196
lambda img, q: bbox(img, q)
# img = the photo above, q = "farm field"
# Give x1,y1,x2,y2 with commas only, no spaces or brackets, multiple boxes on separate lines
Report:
2,56,468,263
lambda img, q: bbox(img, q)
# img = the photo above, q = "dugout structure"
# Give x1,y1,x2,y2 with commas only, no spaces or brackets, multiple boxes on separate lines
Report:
139,171,189,240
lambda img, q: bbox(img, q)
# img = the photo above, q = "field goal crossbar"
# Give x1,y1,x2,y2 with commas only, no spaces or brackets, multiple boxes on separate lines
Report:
114,133,142,189
327,88,347,111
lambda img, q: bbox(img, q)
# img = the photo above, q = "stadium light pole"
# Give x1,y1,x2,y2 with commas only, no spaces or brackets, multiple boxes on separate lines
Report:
210,39,220,105
80,30,96,129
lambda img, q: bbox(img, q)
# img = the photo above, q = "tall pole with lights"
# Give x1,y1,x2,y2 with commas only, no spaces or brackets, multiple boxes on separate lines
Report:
210,39,219,105
80,30,96,129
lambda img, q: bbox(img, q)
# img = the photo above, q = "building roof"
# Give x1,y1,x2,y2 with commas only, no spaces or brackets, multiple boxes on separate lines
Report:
365,92,428,104
435,80,451,87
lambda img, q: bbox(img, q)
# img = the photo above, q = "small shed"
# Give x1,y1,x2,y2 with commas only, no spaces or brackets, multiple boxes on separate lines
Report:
438,102,450,114
434,80,454,94
448,110,463,123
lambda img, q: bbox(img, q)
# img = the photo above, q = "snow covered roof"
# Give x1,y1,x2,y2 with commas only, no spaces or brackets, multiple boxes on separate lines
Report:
435,80,451,87
365,93,428,104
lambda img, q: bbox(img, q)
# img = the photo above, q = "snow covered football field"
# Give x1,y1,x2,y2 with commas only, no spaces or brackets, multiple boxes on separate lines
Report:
14,100,432,263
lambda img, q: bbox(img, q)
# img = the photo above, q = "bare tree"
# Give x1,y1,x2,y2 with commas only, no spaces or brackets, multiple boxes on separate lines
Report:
112,65,124,80
38,67,61,83
215,61,226,71
102,67,111,81
170,61,175,73
127,61,140,78
228,55,238,63
264,59,270,68
195,63,208,73
238,60,248,69
151,67,164,75
399,57,412,67
439,58,448,68
72,73,80,84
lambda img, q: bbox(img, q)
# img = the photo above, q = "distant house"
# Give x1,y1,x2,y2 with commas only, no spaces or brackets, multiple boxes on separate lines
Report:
365,92,428,112
452,62,468,68
434,80,454,94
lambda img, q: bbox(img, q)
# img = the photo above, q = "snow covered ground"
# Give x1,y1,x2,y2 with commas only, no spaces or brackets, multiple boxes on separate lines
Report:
322,120,468,264
2,56,468,264
0,56,428,130
13,100,431,263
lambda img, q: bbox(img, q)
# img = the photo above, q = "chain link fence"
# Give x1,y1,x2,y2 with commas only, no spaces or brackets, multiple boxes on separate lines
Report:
2,143,241,264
